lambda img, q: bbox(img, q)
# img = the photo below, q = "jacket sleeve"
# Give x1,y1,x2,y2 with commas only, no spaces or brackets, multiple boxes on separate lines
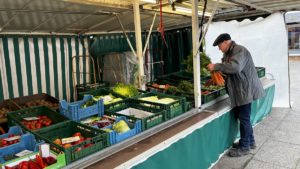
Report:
214,47,248,74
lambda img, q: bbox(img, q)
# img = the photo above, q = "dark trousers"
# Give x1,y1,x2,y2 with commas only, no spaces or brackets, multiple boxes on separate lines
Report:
234,103,255,150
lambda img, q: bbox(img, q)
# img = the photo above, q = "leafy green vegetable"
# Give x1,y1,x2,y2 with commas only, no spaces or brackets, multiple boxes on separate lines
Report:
112,83,139,97
81,99,96,108
166,86,181,94
178,80,194,93
182,52,211,76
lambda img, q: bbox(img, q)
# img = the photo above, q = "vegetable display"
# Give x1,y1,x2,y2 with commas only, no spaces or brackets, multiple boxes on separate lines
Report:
21,116,53,130
182,52,211,77
112,83,139,98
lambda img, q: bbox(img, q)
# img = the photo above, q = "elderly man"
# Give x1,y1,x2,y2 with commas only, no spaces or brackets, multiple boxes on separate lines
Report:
207,33,265,157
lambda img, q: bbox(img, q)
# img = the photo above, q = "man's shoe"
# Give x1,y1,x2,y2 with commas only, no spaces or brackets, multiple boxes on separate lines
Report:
232,142,257,149
228,148,250,157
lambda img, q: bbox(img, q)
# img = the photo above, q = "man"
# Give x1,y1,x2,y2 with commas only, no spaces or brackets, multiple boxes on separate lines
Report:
207,33,265,157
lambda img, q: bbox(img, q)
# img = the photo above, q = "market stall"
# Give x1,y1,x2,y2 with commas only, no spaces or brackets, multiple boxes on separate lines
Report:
0,0,297,169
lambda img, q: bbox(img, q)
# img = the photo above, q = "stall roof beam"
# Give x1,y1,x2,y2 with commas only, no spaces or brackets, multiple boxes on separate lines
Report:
228,0,273,13
63,0,131,9
0,8,115,16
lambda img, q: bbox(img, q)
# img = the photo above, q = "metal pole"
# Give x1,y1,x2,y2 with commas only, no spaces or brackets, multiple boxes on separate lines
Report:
143,12,157,57
133,0,145,89
116,14,137,57
191,0,201,108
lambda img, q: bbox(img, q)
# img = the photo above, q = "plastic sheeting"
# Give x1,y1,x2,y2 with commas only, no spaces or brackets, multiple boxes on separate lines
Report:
205,13,289,107
101,52,140,86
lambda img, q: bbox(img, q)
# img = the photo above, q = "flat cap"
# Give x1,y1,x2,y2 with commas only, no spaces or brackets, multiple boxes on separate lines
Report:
213,33,231,46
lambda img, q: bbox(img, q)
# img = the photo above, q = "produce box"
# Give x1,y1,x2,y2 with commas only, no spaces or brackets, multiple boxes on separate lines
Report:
201,90,219,103
76,81,110,94
133,92,186,120
34,121,109,164
7,106,69,132
146,80,173,93
77,88,125,111
256,67,266,78
0,100,20,125
0,126,23,142
59,95,104,122
165,87,226,105
156,71,210,85
97,116,142,145
0,133,40,165
11,93,59,111
185,101,193,111
2,150,66,169
218,88,227,96
106,100,167,131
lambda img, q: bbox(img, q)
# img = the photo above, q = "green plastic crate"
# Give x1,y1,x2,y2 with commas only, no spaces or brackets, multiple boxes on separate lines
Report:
256,67,266,78
184,101,193,111
166,87,226,105
1,151,66,169
132,92,186,120
218,88,227,96
34,121,109,164
105,100,167,131
202,90,219,103
7,106,69,132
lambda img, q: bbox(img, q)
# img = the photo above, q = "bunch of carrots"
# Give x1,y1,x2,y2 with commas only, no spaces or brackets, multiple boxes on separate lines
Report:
211,71,225,86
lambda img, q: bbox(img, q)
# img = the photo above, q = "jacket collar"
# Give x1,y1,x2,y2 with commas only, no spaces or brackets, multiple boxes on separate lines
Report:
225,41,236,55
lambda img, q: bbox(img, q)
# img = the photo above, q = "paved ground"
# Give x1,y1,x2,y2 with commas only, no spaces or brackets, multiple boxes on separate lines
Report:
212,60,300,169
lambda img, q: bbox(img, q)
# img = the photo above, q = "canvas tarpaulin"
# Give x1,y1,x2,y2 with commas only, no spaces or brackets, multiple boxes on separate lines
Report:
0,35,90,101
205,12,288,107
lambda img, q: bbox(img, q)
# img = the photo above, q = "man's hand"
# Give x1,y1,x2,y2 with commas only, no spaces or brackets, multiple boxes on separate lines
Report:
207,63,215,71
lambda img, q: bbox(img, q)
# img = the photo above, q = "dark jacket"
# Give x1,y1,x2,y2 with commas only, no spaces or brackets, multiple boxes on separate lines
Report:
214,41,265,107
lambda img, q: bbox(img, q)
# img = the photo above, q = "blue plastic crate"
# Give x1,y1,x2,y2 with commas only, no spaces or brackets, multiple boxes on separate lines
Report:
95,116,141,145
0,133,41,164
0,126,23,140
59,95,104,122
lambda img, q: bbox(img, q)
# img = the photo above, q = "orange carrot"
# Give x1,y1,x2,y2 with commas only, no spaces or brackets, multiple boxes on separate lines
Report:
210,71,225,86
